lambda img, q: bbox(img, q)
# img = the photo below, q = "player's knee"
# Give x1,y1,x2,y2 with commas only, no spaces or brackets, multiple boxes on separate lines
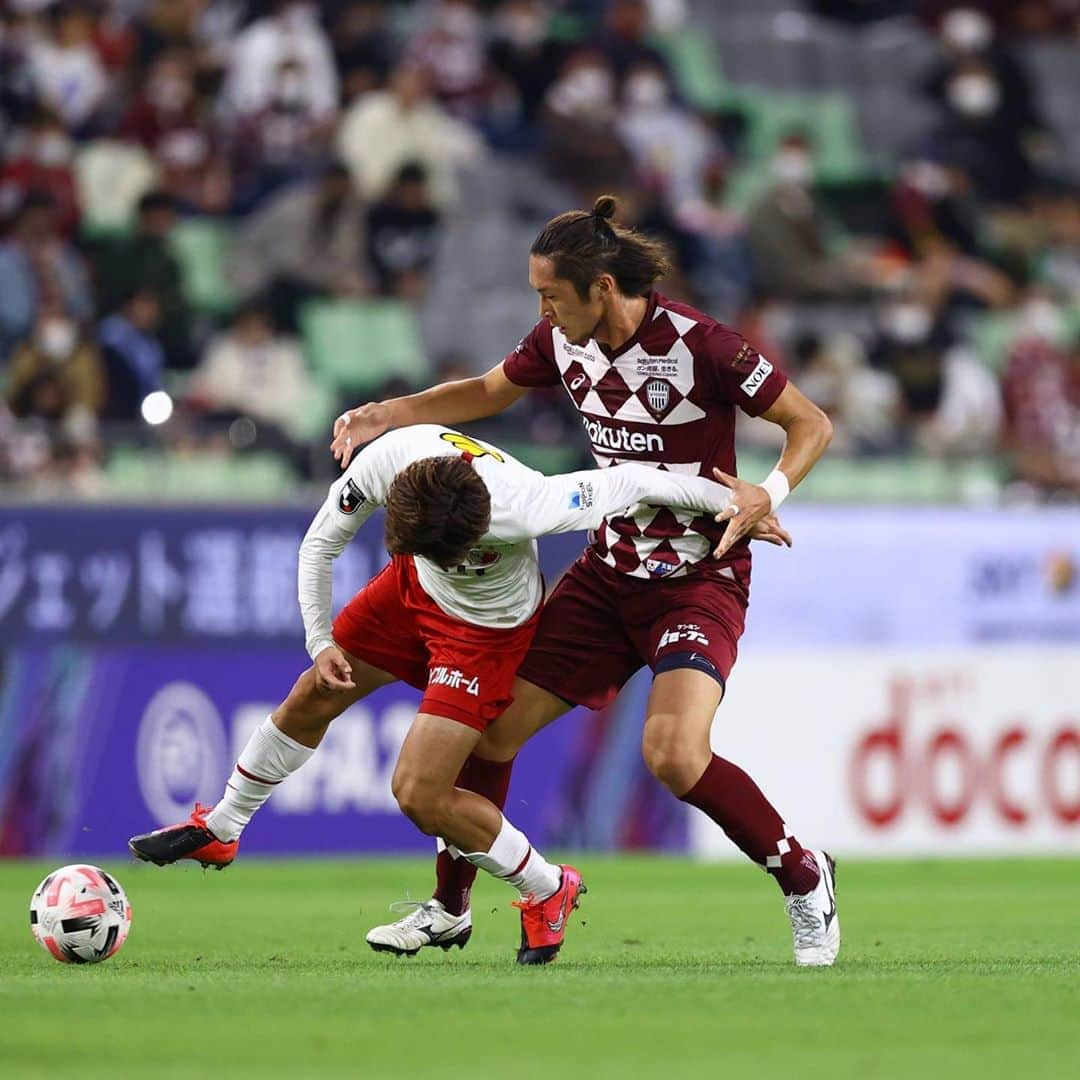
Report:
641,716,707,793
391,773,445,835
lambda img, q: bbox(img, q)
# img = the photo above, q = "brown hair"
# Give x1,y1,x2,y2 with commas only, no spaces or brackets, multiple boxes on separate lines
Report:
384,456,492,569
530,195,673,300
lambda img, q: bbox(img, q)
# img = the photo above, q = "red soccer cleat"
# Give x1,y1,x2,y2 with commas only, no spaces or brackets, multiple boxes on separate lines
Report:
513,864,586,965
128,803,238,869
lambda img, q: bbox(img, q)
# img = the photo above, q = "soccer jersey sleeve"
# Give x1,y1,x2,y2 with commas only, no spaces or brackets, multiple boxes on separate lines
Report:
702,326,788,417
502,319,560,387
489,462,732,541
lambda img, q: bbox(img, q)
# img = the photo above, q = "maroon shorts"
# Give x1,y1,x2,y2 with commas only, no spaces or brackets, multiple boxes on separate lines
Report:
332,556,541,731
517,551,748,710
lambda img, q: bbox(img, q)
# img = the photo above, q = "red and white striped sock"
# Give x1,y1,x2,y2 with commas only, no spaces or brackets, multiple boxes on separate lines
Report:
461,815,561,902
205,717,314,842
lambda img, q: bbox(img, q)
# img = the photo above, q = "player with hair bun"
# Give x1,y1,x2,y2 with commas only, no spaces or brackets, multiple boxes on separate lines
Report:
334,195,841,967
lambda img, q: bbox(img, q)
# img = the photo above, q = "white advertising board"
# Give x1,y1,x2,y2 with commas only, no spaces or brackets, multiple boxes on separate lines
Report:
691,649,1079,858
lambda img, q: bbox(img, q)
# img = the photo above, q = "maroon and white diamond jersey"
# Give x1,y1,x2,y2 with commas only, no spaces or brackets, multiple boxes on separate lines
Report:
502,291,788,582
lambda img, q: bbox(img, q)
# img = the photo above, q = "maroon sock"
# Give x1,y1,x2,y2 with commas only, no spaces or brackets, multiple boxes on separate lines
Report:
433,754,515,915
681,754,820,895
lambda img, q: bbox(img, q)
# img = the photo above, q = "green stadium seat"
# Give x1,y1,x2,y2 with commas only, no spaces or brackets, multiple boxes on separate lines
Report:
105,448,294,500
655,32,729,111
168,218,236,315
299,299,430,394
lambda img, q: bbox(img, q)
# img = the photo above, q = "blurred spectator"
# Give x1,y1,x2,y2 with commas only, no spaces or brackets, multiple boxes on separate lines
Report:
594,0,669,80
406,0,493,121
868,292,1002,455
227,163,366,331
541,50,631,199
488,0,564,129
7,304,105,424
27,4,109,132
91,190,194,368
746,133,867,300
366,162,442,299
221,1,339,120
121,49,201,150
809,1,914,24
1002,330,1080,494
0,110,80,237
98,286,166,420
226,56,337,211
1027,176,1080,297
337,61,483,208
70,138,158,234
0,10,38,131
921,8,1050,204
0,190,93,360
330,0,398,101
616,60,711,209
188,302,315,444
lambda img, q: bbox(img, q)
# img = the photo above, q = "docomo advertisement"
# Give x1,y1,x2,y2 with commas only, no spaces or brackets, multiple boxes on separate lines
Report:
691,650,1079,859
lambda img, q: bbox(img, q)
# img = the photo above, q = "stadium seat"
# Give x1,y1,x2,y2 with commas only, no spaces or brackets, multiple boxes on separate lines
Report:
105,448,294,500
655,32,729,111
168,218,236,315
299,299,430,394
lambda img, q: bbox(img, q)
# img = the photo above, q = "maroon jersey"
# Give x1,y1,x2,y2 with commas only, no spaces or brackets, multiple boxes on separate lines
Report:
503,291,788,581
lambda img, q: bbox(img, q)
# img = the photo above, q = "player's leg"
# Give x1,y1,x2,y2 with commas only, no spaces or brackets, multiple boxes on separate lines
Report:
636,583,839,966
431,676,571,916
371,709,582,963
128,651,395,868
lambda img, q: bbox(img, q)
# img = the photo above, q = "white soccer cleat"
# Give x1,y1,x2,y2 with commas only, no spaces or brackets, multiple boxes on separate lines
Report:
785,850,840,967
366,899,472,957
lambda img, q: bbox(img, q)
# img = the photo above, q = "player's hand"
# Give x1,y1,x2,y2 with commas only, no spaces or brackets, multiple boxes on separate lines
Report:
314,646,356,692
748,513,792,548
330,402,391,469
711,468,772,558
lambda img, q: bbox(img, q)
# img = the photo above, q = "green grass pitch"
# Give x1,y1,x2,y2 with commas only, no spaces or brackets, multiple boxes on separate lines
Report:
1,855,1077,1079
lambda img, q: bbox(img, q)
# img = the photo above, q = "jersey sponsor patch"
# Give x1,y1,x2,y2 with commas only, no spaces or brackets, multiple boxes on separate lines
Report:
338,479,367,514
739,356,773,398
439,431,504,462
729,340,757,371
568,480,595,511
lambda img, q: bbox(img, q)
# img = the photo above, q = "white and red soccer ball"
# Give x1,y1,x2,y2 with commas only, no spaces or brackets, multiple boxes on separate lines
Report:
30,864,132,964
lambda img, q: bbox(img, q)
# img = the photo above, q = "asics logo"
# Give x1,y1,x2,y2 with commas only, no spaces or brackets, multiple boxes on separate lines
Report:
570,374,588,390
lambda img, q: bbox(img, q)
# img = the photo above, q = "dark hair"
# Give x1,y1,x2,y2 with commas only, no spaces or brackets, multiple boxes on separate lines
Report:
530,195,673,300
137,190,177,217
384,456,492,569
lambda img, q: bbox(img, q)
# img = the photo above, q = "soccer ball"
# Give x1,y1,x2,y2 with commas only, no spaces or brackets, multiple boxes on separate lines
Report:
30,864,132,964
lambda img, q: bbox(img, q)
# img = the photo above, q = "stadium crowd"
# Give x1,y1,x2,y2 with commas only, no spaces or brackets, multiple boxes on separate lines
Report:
0,0,1077,499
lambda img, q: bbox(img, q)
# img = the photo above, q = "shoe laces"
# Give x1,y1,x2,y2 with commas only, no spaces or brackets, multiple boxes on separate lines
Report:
386,899,439,928
786,893,823,950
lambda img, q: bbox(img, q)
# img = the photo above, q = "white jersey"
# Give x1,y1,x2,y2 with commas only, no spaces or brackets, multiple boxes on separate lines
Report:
298,425,731,659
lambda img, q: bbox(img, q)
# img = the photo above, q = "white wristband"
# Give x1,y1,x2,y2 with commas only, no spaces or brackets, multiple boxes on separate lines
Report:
760,468,790,512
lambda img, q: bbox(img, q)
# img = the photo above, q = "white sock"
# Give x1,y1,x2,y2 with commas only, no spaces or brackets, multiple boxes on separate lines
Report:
205,717,314,842
461,815,562,901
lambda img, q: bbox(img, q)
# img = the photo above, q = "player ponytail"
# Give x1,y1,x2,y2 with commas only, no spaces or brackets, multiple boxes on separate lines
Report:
384,456,492,570
530,195,672,300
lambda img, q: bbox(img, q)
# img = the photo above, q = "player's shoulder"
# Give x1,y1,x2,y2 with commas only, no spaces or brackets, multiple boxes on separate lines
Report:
650,292,745,359
514,317,555,356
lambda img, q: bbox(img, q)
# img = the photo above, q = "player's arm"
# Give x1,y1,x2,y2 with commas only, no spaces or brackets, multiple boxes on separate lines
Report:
493,463,731,540
331,364,526,468
297,455,382,690
713,382,832,557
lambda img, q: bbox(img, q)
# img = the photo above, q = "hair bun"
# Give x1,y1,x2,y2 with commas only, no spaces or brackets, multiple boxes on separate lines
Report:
592,194,617,222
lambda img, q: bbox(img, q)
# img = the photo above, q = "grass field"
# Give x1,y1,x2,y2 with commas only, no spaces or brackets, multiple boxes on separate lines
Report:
1,855,1077,1079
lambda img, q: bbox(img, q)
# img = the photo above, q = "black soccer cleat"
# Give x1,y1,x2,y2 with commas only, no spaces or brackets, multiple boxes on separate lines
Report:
128,804,238,869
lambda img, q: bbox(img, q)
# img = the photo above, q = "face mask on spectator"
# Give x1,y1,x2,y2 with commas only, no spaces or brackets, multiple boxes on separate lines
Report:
38,318,77,360
549,66,615,115
772,149,813,187
625,72,669,110
1024,299,1063,340
883,303,932,345
906,161,950,200
947,74,1000,118
34,132,73,167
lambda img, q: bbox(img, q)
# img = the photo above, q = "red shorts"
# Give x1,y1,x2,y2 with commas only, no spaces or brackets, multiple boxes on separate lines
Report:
517,551,748,710
332,556,541,731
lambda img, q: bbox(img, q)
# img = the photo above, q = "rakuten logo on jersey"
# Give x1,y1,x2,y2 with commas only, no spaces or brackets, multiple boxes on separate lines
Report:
583,418,665,454
429,666,480,697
